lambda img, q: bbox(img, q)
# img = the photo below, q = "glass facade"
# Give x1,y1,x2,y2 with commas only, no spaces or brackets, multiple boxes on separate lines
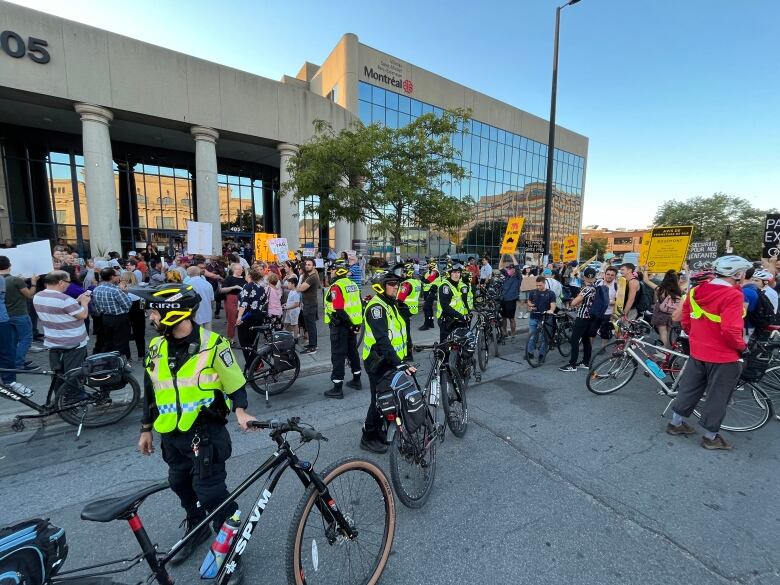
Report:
1,124,280,256
358,81,585,259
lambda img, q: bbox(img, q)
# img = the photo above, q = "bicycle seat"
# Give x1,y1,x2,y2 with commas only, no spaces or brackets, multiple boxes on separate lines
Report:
81,481,169,522
249,324,272,332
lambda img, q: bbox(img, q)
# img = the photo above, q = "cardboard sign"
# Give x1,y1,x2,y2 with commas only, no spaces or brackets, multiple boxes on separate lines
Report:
762,214,780,258
525,240,544,254
267,237,289,261
687,240,718,269
302,247,316,257
499,216,525,255
186,221,213,255
639,236,651,267
645,225,693,272
3,240,54,277
552,241,562,263
562,234,578,262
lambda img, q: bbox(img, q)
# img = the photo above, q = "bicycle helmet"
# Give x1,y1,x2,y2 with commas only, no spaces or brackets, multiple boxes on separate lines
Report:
751,269,773,282
427,260,437,270
711,255,752,278
403,262,415,278
371,270,401,295
329,260,350,278
689,269,715,286
131,283,201,327
447,262,463,275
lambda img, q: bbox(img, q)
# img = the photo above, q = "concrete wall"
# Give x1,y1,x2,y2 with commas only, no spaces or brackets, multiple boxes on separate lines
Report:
0,0,353,142
308,33,360,114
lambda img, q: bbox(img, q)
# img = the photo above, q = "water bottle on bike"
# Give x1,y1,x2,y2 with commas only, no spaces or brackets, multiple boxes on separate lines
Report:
199,511,241,578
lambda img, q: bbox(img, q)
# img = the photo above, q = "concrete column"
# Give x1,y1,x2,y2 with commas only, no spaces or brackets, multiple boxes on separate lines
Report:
74,103,120,255
277,143,300,251
352,221,368,255
335,219,351,253
0,156,11,243
190,126,221,256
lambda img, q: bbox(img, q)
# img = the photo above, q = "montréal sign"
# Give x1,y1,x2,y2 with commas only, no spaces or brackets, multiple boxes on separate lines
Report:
363,64,413,94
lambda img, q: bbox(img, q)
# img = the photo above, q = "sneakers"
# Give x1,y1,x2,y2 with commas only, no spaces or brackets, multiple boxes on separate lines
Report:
8,382,34,397
577,363,590,370
701,434,733,450
666,422,696,436
170,516,211,565
559,364,577,372
19,363,40,372
360,436,388,454
301,346,318,355
323,386,344,399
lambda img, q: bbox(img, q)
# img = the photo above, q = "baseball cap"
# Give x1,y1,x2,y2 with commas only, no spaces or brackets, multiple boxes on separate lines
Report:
583,267,597,278
127,251,137,257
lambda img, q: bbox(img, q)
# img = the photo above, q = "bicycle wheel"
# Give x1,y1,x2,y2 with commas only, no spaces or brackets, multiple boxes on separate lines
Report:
586,354,638,395
287,457,396,585
525,328,543,368
389,422,437,508
758,366,780,395
557,321,573,358
56,375,140,428
477,329,489,372
667,353,687,381
592,338,627,362
247,352,300,396
693,384,774,432
493,326,502,357
441,368,468,437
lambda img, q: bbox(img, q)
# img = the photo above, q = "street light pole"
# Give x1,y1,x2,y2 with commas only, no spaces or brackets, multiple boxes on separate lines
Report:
543,0,581,259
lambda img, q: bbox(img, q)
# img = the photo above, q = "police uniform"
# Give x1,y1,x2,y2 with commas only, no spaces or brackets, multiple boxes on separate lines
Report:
142,325,247,531
324,275,364,397
420,264,440,329
436,276,470,343
397,273,422,351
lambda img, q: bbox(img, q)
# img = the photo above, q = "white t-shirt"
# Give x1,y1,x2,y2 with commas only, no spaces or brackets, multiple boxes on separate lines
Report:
763,286,778,313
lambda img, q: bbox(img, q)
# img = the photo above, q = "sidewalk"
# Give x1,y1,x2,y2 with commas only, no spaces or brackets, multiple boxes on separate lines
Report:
0,308,529,433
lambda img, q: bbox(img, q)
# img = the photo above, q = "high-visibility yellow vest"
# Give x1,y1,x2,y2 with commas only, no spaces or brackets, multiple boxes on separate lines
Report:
688,287,721,323
147,328,246,433
463,283,474,312
361,296,407,361
422,270,439,293
436,278,468,319
400,278,422,315
324,278,363,326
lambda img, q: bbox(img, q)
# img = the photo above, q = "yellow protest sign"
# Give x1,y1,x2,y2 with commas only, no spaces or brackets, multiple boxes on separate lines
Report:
562,234,578,262
645,226,694,272
500,216,525,255
552,241,562,263
639,235,651,267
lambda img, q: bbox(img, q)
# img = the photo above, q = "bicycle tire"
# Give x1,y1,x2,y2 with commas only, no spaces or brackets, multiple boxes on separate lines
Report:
493,326,502,357
557,322,573,358
441,368,468,437
389,423,437,509
525,328,543,368
693,384,774,432
247,352,300,396
287,457,396,585
592,339,628,363
56,374,140,428
586,354,638,395
477,329,489,372
757,365,780,394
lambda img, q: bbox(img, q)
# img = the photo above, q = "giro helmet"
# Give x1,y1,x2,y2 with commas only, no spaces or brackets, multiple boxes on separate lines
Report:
711,255,752,278
131,283,201,327
371,269,401,295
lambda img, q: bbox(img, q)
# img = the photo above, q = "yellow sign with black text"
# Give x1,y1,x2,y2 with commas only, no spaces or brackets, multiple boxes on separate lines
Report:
562,234,578,262
500,216,525,255
645,226,694,272
552,241,562,263
639,235,651,267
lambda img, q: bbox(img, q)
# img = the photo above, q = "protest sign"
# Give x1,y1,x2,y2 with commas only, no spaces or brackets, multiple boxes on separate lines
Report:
3,240,54,277
267,237,289,261
687,241,718,269
552,241,562,263
499,217,525,255
762,214,780,258
525,240,544,254
645,226,693,272
186,221,212,255
562,234,578,262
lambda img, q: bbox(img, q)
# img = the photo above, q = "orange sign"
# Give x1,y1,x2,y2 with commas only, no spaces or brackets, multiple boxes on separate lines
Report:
500,217,525,255
562,234,578,262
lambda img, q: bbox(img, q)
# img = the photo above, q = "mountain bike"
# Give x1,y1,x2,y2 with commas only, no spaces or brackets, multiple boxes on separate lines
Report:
525,312,573,367
438,331,470,437
240,324,300,407
46,418,396,585
473,308,495,372
0,352,140,438
586,336,774,432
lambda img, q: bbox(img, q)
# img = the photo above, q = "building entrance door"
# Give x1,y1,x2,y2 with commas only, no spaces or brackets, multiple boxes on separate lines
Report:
148,230,185,258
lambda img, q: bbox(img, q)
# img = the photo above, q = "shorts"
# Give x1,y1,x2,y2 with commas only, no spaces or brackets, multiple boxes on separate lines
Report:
588,315,612,339
651,307,673,328
284,308,301,324
501,300,517,318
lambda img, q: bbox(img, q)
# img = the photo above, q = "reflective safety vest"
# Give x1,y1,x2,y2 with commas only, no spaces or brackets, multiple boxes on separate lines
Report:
436,278,469,319
422,270,439,293
324,278,363,326
400,278,422,315
463,283,474,312
147,328,246,433
362,295,407,361
688,287,721,323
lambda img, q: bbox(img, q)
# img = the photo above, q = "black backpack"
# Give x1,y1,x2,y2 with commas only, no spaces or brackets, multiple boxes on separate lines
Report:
748,289,775,329
0,519,68,585
634,281,655,314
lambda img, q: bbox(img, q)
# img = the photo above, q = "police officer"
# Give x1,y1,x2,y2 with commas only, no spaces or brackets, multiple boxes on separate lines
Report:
436,263,470,343
361,270,413,453
396,262,422,352
324,260,363,399
420,260,441,330
135,283,257,565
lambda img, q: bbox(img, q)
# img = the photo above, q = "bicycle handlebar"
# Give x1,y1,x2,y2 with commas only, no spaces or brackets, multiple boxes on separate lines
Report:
248,417,327,442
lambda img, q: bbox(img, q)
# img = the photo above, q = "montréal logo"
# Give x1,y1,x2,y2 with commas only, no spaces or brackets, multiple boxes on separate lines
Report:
364,66,413,94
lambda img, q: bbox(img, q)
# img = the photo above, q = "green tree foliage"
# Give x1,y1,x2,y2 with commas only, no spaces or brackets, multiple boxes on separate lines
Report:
653,193,777,259
283,111,473,248
581,238,607,261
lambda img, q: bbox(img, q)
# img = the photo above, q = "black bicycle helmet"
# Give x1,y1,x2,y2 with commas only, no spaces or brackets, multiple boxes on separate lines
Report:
131,283,201,327
329,260,350,278
447,262,464,275
371,269,401,295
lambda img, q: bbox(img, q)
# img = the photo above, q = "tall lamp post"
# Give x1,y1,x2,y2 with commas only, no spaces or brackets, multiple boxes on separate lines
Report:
543,0,581,258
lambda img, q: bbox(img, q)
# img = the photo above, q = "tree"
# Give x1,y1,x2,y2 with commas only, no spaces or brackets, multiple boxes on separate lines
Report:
460,220,507,255
283,111,473,249
653,193,777,259
581,238,607,261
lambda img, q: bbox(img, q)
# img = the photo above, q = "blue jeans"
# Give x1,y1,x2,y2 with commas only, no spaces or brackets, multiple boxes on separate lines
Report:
528,317,548,356
0,321,16,383
8,314,33,368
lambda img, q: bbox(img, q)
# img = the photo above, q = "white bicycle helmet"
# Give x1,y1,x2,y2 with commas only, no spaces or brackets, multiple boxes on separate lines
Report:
752,269,773,282
711,255,752,278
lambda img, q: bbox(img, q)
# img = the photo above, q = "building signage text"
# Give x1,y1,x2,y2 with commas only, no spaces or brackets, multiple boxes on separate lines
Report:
0,30,50,64
363,57,413,94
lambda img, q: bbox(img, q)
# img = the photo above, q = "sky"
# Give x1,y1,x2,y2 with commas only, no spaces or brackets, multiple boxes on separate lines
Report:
9,0,780,229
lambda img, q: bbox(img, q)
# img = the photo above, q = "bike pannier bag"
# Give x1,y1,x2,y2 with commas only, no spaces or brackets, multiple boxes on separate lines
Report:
740,340,774,383
375,374,398,417
271,332,297,372
389,372,426,434
0,519,68,585
272,331,295,352
81,352,127,390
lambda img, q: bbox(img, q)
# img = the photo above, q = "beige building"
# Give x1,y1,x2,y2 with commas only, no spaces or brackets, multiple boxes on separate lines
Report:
0,1,588,259
581,226,652,255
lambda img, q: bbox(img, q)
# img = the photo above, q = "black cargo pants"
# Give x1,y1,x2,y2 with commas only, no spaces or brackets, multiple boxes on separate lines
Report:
330,323,361,383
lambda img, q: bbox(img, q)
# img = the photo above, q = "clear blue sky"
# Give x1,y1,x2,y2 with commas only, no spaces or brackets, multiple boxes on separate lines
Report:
12,0,780,229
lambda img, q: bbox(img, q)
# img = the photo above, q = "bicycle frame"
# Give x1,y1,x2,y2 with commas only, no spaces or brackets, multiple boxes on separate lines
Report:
54,436,355,585
620,337,690,396
0,369,84,422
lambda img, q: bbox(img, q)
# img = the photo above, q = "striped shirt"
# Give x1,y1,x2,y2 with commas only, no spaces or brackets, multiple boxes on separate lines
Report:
32,290,88,348
348,264,363,287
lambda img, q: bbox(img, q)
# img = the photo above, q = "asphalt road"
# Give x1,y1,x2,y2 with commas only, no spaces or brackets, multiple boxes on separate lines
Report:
1,335,779,585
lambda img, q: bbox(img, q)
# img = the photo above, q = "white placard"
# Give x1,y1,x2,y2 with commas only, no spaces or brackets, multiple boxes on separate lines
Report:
622,252,639,266
186,221,213,255
3,240,54,277
302,247,315,257
315,258,324,268
268,237,289,261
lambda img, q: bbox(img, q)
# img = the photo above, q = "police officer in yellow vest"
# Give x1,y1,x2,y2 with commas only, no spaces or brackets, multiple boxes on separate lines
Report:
420,260,440,331
324,260,364,399
437,263,470,343
361,270,414,453
135,284,257,564
396,262,422,352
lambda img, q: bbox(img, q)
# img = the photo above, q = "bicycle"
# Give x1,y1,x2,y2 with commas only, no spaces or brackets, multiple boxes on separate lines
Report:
239,324,300,407
586,336,775,432
437,330,470,437
525,312,573,368
0,351,140,438
47,417,396,585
